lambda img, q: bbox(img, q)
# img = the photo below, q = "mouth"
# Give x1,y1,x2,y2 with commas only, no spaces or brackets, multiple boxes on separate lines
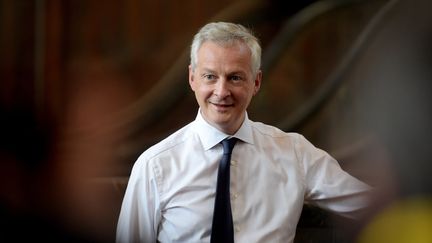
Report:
210,102,234,110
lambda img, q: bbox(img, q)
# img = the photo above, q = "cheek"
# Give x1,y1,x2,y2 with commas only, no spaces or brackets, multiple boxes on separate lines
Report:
241,92,256,108
237,87,255,101
198,85,213,96
195,87,212,102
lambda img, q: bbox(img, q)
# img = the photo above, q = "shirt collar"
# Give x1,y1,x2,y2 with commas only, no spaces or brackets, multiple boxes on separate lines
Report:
194,109,254,150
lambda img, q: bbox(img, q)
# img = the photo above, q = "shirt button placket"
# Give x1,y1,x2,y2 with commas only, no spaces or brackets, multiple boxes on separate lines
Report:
230,157,240,237
230,159,237,166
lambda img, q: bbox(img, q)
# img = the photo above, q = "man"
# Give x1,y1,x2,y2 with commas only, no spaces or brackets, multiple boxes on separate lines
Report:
116,22,370,242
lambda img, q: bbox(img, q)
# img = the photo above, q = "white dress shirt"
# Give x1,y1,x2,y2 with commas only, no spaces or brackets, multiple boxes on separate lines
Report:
116,110,371,243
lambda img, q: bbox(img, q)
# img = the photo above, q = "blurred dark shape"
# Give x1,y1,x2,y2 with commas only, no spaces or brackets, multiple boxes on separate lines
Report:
333,0,432,240
290,0,432,241
0,105,51,170
348,0,432,198
0,57,132,242
0,104,89,242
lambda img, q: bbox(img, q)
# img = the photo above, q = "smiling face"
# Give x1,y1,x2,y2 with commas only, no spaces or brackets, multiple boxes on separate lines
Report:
189,41,262,134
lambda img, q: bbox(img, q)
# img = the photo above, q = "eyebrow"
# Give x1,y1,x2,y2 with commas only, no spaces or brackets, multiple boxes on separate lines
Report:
228,71,246,76
201,68,246,76
201,68,216,74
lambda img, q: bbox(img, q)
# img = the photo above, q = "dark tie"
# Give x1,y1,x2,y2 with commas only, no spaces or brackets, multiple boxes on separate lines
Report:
211,138,238,243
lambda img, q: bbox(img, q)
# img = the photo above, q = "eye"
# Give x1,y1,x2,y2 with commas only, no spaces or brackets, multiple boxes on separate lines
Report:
230,75,243,82
203,74,216,81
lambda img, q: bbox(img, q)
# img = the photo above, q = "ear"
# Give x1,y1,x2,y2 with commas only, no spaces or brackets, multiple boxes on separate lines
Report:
188,65,196,91
253,70,262,95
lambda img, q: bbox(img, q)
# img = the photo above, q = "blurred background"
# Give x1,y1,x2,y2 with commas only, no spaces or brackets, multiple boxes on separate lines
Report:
1,0,431,242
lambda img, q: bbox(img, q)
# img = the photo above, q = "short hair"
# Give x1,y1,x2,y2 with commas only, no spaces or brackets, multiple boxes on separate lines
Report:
190,22,262,75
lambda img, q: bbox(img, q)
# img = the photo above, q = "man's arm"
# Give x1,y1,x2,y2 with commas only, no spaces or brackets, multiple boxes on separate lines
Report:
297,134,372,219
116,158,160,243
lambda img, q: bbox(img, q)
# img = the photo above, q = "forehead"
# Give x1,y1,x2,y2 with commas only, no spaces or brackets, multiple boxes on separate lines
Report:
198,40,250,55
196,41,252,69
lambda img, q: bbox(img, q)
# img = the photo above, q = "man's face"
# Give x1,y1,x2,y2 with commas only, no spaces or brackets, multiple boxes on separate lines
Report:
189,41,261,134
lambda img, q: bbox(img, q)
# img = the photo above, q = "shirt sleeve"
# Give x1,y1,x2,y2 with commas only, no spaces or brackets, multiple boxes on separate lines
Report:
116,156,160,243
296,134,372,219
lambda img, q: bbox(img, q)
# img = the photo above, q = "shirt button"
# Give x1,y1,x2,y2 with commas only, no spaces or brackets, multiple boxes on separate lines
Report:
235,226,240,232
231,193,239,200
230,160,237,166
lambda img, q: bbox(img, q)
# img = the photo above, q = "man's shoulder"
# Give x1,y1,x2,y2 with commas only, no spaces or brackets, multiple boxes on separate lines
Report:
250,120,302,140
138,122,195,161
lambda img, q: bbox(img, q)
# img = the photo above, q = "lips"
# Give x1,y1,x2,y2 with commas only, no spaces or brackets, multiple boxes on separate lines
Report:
213,103,232,106
210,101,233,106
209,101,234,110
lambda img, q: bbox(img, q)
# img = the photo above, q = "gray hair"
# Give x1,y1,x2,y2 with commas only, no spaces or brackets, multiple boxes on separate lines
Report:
190,22,261,75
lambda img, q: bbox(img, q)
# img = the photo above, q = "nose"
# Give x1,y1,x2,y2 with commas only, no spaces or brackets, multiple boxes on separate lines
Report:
214,79,231,98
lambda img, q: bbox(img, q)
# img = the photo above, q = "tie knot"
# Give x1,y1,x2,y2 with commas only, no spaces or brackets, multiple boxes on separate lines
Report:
221,138,237,155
